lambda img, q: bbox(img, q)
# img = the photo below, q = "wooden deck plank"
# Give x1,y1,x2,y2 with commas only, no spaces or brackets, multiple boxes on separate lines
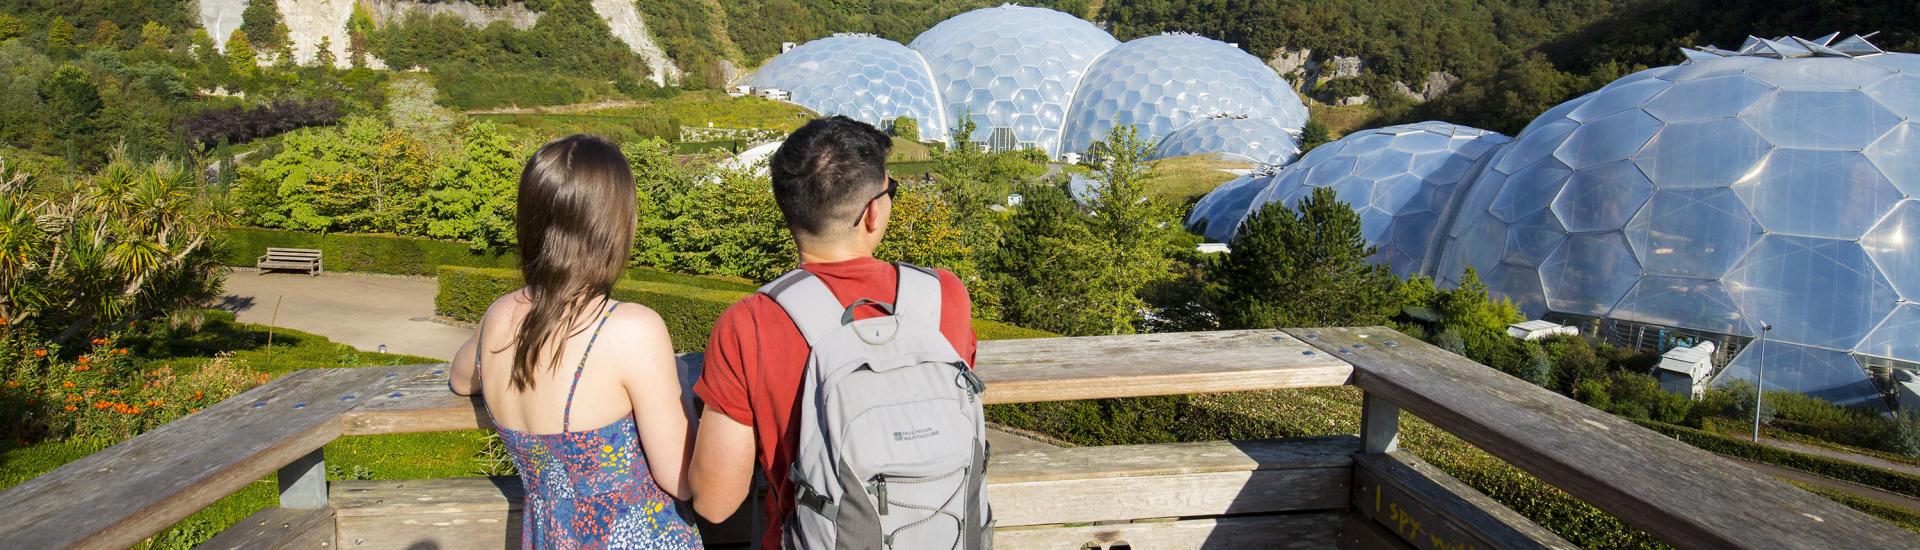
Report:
1353,451,1573,549
0,367,406,549
1287,326,1920,549
197,507,335,550
342,330,1354,436
993,513,1346,549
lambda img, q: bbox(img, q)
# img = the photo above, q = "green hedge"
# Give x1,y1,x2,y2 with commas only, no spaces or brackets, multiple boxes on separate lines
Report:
627,266,758,293
439,266,1057,353
223,227,517,276
1634,419,1920,499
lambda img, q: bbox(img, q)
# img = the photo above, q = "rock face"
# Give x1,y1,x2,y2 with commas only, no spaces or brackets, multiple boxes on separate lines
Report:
1420,70,1458,101
198,0,684,82
364,0,540,30
1267,47,1311,86
1324,55,1365,79
590,0,681,86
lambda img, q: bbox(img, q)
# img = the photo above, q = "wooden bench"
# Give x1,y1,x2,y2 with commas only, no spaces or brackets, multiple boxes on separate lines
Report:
326,436,1369,550
257,247,323,276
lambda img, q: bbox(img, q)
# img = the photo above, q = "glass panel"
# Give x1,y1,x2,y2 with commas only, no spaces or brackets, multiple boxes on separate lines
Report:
1486,263,1549,319
1642,75,1775,123
1627,188,1763,278
1553,109,1664,169
1611,276,1753,336
1733,149,1902,240
1865,74,1920,120
1727,235,1899,349
1862,201,1920,299
1856,304,1920,364
1865,122,1920,197
1354,149,1417,180
1438,218,1510,287
1541,232,1640,316
1743,90,1900,151
1062,34,1306,155
908,5,1118,154
1553,160,1655,232
1496,121,1577,173
1747,57,1895,91
1504,210,1568,268
1568,78,1673,122
753,36,948,142
1719,340,1885,412
1385,210,1442,278
1372,174,1430,214
1660,56,1770,81
1492,159,1573,223
1633,119,1772,189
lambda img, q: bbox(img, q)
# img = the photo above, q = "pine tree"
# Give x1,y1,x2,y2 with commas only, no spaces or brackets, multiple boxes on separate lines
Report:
314,36,338,68
46,17,76,48
1438,267,1523,362
90,20,122,48
1301,120,1331,153
1210,187,1398,329
242,0,289,51
226,29,258,79
1080,124,1180,334
993,179,1111,336
139,21,171,50
40,65,101,165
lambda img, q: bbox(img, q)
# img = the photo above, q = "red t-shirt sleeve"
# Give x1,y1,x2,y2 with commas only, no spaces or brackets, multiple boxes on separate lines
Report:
935,269,979,367
694,298,759,426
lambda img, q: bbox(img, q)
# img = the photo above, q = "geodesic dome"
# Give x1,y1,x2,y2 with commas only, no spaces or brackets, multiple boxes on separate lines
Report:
909,5,1118,155
1059,33,1309,156
1219,122,1510,277
1151,116,1302,166
1185,172,1273,243
750,34,948,142
1430,35,1920,409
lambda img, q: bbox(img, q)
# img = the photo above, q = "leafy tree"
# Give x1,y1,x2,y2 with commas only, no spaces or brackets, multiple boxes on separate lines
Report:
46,16,76,48
1437,267,1523,362
427,123,522,250
225,29,258,80
1300,120,1331,153
1544,334,1607,395
1210,187,1398,329
40,65,102,164
931,113,1045,316
138,21,170,51
90,20,121,48
875,181,973,281
1080,124,1180,333
629,137,697,267
188,28,217,61
0,14,25,41
891,115,920,142
386,76,462,139
662,165,794,281
242,0,290,51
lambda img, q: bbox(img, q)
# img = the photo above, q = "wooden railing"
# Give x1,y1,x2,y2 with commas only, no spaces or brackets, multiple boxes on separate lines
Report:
0,328,1914,549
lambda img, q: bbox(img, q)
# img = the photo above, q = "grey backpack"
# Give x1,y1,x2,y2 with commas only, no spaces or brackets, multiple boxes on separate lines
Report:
761,263,991,549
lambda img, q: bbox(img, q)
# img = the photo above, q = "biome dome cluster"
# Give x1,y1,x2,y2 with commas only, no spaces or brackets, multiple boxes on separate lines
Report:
750,5,1306,161
1195,34,1920,409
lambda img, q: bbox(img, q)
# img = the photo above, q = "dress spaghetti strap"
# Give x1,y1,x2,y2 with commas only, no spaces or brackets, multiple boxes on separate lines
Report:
560,300,620,433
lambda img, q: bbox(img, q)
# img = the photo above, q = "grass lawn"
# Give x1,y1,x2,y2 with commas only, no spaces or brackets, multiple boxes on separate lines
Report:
477,90,814,145
1308,102,1383,138
1146,154,1248,202
0,313,486,550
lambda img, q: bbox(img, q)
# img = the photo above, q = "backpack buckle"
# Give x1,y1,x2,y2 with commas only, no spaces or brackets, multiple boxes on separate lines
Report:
955,364,986,395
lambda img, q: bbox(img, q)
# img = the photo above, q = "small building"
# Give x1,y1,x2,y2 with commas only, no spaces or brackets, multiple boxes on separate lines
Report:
756,88,791,101
1655,341,1718,399
1197,243,1230,254
781,42,798,53
1059,152,1082,165
727,85,753,97
1507,320,1578,341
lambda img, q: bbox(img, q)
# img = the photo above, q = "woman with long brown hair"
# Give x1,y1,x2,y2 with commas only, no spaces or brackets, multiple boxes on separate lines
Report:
450,135,701,548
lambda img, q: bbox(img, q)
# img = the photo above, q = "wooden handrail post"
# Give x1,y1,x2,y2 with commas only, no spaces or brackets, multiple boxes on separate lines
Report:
1361,392,1399,454
278,449,327,509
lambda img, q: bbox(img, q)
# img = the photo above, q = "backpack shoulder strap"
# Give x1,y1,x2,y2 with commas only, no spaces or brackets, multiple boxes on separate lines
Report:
893,262,942,325
759,269,845,345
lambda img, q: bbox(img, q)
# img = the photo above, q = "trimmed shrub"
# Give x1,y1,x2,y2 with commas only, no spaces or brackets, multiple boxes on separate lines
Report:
1634,419,1920,499
223,228,518,276
438,266,1059,352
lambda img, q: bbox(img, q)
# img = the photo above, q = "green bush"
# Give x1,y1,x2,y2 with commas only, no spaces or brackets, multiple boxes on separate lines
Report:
223,227,518,276
438,266,1058,352
1634,419,1920,499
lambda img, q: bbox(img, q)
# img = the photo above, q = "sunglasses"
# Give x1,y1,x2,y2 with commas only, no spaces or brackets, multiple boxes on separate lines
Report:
851,175,898,228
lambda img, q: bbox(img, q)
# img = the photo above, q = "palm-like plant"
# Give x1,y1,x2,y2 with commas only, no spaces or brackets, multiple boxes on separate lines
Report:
0,151,226,347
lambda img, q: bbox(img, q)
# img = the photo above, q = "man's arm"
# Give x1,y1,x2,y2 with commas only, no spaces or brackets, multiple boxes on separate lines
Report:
688,407,757,521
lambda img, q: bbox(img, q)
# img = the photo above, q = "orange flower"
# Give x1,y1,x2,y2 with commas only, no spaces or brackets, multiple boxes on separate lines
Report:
188,407,198,413
84,389,96,397
63,405,77,412
32,349,47,358
74,365,89,372
129,407,142,415
107,389,120,396
90,338,107,346
192,391,203,400
114,348,128,355
3,380,17,388
0,315,9,325
77,356,89,364
60,381,74,389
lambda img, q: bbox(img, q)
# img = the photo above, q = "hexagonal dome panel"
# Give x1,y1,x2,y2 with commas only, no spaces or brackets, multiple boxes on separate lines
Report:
1863,200,1920,299
1184,172,1272,243
1151,116,1302,166
1719,339,1885,411
909,5,1118,155
1060,33,1308,155
1195,122,1507,277
1726,235,1898,350
751,35,947,141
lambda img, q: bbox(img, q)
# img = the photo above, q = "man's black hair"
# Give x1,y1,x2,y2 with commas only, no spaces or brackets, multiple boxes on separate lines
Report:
770,116,893,238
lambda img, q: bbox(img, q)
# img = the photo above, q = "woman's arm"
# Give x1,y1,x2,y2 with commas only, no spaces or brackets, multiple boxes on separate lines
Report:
622,307,696,500
449,331,481,396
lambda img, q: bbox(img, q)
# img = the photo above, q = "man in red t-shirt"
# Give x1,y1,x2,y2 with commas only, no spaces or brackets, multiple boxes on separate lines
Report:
687,116,978,547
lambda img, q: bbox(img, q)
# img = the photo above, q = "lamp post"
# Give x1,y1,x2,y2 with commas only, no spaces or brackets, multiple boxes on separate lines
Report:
1753,322,1772,443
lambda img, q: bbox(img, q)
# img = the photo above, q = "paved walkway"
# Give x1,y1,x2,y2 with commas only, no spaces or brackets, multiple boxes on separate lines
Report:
1759,436,1920,478
219,268,472,360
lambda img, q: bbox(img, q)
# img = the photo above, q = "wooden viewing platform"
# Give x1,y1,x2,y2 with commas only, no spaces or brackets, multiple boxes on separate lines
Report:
1,328,1914,549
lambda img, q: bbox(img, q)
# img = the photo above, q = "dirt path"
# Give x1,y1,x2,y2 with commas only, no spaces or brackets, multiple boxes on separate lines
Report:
218,268,472,360
1757,436,1920,478
1729,457,1920,511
